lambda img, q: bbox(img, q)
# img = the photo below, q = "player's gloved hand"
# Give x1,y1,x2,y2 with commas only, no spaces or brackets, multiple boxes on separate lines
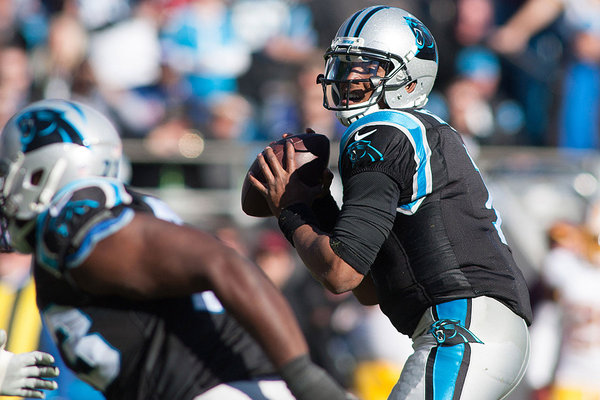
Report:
0,329,59,399
279,354,358,400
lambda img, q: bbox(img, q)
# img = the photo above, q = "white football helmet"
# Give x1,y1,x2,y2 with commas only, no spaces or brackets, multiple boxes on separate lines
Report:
318,6,439,126
0,99,122,252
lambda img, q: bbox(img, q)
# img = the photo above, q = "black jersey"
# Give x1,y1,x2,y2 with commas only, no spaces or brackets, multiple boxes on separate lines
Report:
329,109,532,336
31,178,275,400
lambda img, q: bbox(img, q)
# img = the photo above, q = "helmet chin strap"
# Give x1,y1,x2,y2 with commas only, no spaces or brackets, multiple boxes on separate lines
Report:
335,84,386,126
336,102,382,126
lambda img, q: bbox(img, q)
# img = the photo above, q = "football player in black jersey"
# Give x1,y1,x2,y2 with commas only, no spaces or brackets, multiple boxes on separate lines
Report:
0,99,353,400
250,6,533,400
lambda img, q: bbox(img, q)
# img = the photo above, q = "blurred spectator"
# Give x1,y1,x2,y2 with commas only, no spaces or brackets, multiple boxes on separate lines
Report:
160,0,252,103
427,0,496,93
233,0,319,140
295,54,344,140
0,41,31,128
489,0,600,149
528,214,600,399
454,0,495,47
233,0,317,64
73,0,131,31
253,229,297,289
140,91,255,189
347,307,412,400
29,13,88,100
429,46,525,157
198,92,256,141
0,0,47,49
86,0,165,137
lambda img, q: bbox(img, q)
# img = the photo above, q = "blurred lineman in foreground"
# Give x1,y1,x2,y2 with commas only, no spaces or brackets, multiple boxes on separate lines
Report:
0,99,352,400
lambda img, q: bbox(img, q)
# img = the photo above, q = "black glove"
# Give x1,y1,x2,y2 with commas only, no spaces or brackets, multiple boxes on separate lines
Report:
279,355,357,400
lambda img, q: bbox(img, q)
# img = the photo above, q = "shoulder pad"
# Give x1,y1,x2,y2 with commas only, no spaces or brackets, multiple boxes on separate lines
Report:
36,178,135,272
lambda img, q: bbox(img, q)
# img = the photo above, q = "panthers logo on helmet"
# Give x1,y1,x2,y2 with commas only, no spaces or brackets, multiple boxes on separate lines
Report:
404,17,436,62
17,108,85,153
346,140,384,167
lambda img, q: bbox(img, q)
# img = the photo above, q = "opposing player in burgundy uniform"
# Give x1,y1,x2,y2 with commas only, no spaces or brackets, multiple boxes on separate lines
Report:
250,6,533,400
0,99,352,400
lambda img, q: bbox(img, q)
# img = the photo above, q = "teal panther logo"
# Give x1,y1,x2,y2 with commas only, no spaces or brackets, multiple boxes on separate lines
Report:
429,319,483,347
17,108,85,153
404,16,436,62
346,140,383,167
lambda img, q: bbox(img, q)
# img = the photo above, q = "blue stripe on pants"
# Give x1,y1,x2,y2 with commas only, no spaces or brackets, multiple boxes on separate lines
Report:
428,299,470,399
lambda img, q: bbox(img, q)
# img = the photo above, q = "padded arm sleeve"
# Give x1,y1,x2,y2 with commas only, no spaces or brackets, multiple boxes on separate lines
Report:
36,178,135,273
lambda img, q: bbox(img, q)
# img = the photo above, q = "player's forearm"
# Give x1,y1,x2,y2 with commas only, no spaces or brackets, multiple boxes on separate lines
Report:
292,224,363,293
138,218,310,368
80,215,309,368
204,253,309,368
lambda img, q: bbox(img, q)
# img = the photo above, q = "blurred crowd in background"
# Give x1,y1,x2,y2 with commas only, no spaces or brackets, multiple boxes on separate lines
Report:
3,0,599,153
1,0,600,399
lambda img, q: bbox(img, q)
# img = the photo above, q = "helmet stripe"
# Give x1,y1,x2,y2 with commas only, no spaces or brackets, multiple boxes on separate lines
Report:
65,100,86,120
353,6,390,37
343,9,362,37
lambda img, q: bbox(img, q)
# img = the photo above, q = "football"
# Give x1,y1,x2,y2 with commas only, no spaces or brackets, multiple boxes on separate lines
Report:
241,133,330,217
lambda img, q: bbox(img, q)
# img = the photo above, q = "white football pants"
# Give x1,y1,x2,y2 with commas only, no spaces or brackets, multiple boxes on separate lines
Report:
388,296,530,400
193,378,295,400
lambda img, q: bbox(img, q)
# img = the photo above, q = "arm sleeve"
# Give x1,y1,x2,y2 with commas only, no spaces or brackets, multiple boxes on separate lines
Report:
330,171,400,275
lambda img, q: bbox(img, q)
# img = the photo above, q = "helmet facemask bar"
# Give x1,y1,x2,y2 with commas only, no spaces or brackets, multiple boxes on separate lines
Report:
0,151,69,253
0,160,13,252
318,46,410,112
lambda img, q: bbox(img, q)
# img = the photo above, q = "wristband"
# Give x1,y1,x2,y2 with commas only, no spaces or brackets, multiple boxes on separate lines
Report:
278,203,319,246
279,354,348,400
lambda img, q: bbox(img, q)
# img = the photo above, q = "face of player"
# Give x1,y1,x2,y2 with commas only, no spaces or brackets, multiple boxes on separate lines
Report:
341,61,386,105
323,56,387,109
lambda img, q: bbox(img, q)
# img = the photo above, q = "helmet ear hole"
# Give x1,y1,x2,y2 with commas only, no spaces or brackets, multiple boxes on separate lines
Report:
405,81,417,93
30,169,43,186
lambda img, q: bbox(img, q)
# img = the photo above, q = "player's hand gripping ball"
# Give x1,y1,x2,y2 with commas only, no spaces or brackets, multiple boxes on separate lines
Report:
241,133,330,217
